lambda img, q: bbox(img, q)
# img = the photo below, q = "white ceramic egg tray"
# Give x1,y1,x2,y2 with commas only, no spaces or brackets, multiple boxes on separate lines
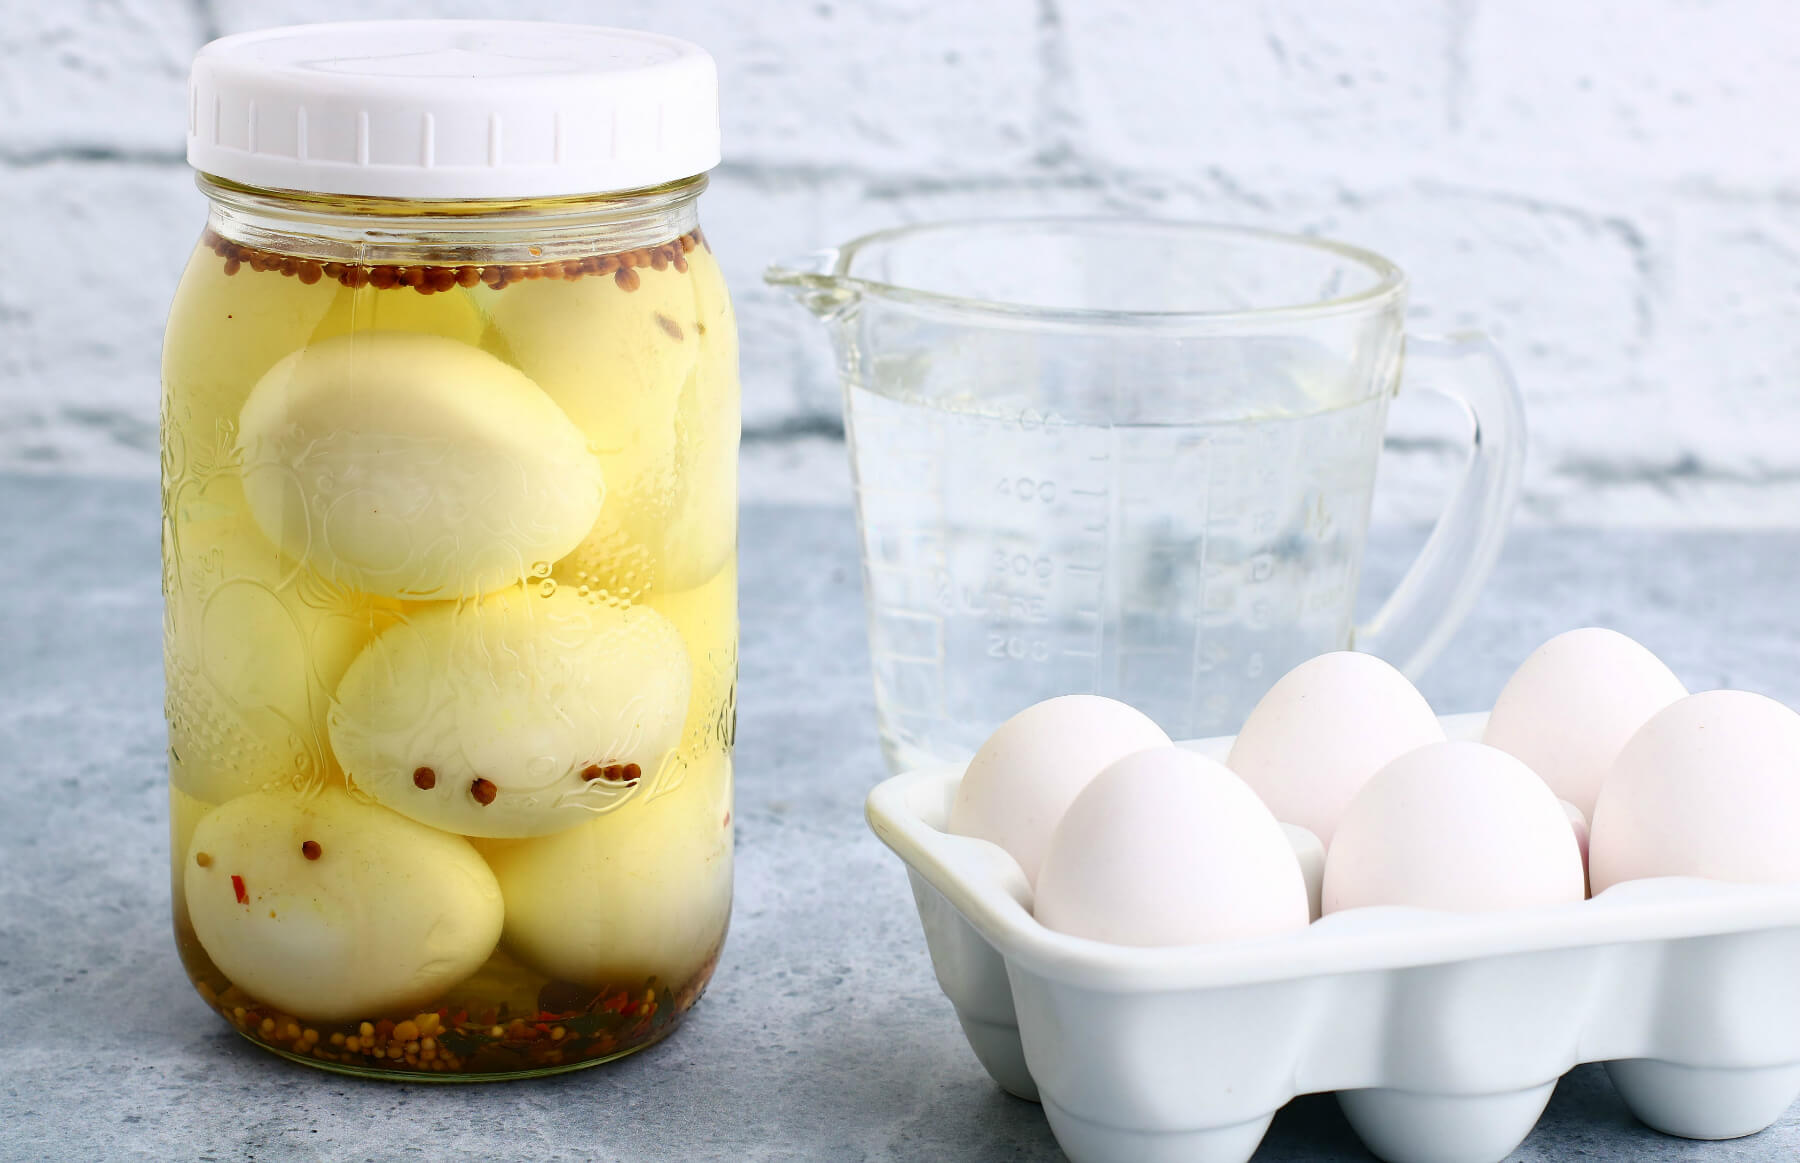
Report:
865,713,1800,1163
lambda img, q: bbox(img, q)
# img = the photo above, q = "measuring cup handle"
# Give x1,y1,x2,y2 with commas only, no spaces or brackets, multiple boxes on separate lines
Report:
1353,332,1527,678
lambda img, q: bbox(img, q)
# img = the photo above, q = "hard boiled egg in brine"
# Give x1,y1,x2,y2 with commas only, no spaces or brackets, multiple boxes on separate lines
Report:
1035,748,1310,946
1590,690,1800,893
1226,652,1444,846
474,751,732,991
184,787,502,1022
947,695,1170,887
1323,741,1586,914
1483,628,1686,820
237,331,604,602
329,586,691,839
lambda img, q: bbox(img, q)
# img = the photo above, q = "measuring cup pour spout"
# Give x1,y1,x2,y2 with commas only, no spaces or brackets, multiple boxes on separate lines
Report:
765,248,861,322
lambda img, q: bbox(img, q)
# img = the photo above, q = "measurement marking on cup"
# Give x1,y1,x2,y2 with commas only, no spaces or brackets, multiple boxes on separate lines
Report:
855,484,944,500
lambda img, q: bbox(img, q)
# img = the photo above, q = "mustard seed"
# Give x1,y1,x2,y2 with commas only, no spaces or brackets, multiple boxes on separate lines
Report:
198,226,706,294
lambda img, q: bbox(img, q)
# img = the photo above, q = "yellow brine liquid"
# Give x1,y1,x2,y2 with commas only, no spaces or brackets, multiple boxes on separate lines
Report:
162,222,739,1078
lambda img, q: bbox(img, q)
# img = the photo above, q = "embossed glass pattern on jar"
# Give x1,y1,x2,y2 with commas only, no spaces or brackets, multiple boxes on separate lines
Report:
162,167,738,1076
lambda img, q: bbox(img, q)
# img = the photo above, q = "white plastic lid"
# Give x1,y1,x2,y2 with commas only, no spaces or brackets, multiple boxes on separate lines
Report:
187,21,720,200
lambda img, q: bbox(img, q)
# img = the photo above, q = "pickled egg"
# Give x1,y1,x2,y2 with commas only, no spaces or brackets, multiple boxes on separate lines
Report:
329,586,692,839
170,785,215,934
475,750,732,989
164,474,396,803
1035,748,1311,946
947,695,1171,887
236,331,604,602
183,786,502,1022
1226,652,1445,846
1323,741,1586,914
1483,628,1687,819
643,557,739,762
1590,690,1800,892
490,253,738,599
164,251,489,442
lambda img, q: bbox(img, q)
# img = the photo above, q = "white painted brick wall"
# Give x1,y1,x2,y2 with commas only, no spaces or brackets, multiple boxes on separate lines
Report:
3,0,1798,526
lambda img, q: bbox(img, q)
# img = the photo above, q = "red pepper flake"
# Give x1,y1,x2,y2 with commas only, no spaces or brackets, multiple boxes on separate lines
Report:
231,875,248,904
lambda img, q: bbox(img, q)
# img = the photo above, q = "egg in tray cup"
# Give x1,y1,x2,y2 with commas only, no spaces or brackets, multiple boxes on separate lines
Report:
870,629,1800,1163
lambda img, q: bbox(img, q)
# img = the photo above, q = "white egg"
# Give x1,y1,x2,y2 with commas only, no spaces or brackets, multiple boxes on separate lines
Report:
330,586,691,839
1226,652,1445,846
1323,741,1587,914
1036,748,1311,946
1560,799,1591,893
237,331,605,601
947,695,1171,887
474,750,733,989
1483,627,1687,819
183,786,503,1022
1590,690,1800,893
1283,823,1326,922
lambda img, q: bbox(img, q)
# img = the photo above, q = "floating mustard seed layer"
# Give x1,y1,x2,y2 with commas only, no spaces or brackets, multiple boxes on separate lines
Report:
199,226,711,292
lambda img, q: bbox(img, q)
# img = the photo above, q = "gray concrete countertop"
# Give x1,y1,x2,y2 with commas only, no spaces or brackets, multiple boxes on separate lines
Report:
3,474,1798,1162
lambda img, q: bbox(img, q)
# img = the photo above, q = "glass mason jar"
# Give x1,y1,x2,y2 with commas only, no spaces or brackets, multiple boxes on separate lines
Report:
162,23,738,1078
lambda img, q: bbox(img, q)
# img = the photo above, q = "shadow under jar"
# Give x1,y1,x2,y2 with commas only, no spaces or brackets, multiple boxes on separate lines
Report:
162,22,739,1080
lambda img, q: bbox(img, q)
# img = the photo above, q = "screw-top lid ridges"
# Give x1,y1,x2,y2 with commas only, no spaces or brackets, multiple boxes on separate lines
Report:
187,21,720,199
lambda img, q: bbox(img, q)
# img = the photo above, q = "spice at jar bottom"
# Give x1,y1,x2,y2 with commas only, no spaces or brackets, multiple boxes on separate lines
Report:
188,946,721,1077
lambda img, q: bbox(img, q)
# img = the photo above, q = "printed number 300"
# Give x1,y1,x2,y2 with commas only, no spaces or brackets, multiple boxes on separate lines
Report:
988,634,1050,662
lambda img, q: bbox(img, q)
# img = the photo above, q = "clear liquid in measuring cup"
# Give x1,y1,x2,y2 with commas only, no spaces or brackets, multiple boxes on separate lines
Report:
847,383,1390,772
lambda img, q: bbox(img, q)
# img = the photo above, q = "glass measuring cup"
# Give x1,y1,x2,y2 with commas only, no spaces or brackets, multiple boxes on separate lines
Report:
768,220,1523,772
